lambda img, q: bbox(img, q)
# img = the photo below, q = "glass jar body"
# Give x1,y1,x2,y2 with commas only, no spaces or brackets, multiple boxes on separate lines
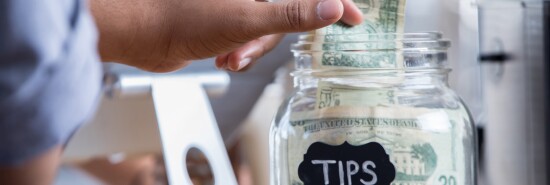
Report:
270,71,476,185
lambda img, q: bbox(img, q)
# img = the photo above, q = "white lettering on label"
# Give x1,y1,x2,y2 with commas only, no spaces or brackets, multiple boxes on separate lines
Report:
361,161,377,185
347,161,360,185
339,161,344,185
312,160,378,185
312,160,336,184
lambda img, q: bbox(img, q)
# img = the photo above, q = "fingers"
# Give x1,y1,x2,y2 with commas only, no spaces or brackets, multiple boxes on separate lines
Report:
216,34,285,71
217,0,364,71
243,0,364,36
247,0,344,35
215,53,230,70
341,0,364,25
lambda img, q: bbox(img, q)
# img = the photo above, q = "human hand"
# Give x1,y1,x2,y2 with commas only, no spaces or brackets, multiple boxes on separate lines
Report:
92,0,363,72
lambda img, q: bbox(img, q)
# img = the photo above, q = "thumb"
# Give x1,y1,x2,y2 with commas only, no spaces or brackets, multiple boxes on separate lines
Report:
251,0,344,34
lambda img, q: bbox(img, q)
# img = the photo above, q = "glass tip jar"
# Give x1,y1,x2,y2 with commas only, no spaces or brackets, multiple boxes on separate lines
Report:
270,32,477,185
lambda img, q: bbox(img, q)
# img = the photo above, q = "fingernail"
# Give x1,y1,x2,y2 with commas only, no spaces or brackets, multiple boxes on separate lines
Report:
236,58,252,71
317,0,342,21
219,62,228,70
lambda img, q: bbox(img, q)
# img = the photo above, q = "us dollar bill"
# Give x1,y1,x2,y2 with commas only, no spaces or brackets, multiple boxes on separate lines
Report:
287,106,471,185
307,0,407,69
312,0,406,37
316,81,398,109
309,50,404,69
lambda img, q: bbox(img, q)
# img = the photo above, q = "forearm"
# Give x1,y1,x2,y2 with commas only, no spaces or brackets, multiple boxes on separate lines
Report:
90,0,171,65
91,0,139,62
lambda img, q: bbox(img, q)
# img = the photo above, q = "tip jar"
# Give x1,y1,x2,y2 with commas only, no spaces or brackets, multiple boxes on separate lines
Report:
270,32,477,185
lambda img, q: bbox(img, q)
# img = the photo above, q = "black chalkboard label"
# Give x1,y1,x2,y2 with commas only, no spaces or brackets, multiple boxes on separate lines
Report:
298,142,396,185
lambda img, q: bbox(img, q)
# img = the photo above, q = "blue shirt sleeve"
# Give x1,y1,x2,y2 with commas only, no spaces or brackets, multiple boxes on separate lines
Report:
0,0,102,165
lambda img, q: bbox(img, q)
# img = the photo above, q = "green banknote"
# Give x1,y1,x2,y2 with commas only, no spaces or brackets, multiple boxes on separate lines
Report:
287,106,471,185
308,0,407,69
310,50,404,69
312,0,406,37
316,81,398,109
